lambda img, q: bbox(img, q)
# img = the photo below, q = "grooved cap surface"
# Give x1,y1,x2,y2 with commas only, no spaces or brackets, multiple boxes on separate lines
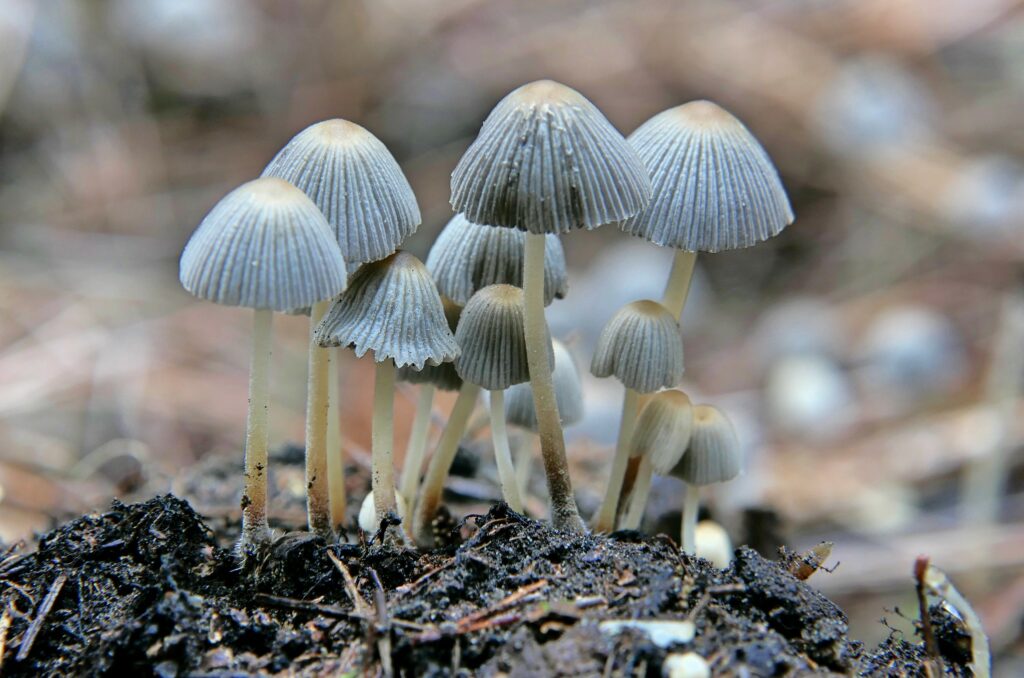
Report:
629,390,694,474
621,101,794,253
451,80,651,234
315,251,459,369
454,284,543,390
262,119,421,266
672,404,742,484
179,177,347,311
427,213,568,306
590,300,684,392
397,297,464,391
504,339,584,431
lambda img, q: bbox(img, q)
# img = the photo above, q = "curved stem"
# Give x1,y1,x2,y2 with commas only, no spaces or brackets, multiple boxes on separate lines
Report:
681,483,700,553
399,384,435,508
413,382,480,545
524,232,583,532
240,309,273,556
372,359,398,524
662,249,698,320
305,300,333,539
592,388,640,532
620,455,653,530
489,390,524,512
326,349,346,533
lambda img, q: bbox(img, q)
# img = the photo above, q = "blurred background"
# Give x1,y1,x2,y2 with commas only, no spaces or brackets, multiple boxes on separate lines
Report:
0,0,1022,667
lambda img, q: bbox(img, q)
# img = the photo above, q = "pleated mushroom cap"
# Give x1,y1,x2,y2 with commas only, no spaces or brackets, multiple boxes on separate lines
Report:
672,404,742,485
621,101,794,253
315,251,459,370
590,300,684,393
505,339,584,431
427,214,568,305
179,177,347,311
396,297,464,391
262,119,421,266
629,390,694,474
451,80,652,234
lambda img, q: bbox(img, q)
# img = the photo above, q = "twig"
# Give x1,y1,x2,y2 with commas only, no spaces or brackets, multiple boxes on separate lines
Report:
687,583,746,621
327,550,370,617
16,573,66,662
913,557,943,678
458,580,548,628
368,568,393,678
253,593,354,618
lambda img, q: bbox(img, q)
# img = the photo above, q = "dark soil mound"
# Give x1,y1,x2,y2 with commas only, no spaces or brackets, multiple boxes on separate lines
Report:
0,495,970,676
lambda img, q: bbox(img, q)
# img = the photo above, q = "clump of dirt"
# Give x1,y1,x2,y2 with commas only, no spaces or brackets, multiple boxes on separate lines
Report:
0,496,972,676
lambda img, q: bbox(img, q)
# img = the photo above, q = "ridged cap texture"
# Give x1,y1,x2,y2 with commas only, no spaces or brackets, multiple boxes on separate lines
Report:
672,404,742,485
590,300,684,392
180,177,347,311
504,339,584,431
451,80,652,234
315,252,459,369
629,390,694,474
427,213,568,306
397,297,464,391
262,119,421,266
621,101,794,253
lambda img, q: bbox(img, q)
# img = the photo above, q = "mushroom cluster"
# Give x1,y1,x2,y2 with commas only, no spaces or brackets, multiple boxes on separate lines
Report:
179,80,791,560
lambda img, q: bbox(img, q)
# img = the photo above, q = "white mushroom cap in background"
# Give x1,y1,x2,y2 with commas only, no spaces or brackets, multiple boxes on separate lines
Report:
504,339,584,431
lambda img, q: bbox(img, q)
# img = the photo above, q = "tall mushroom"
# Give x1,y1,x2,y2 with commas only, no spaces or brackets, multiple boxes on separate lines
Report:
589,300,684,532
179,177,347,558
315,252,458,542
262,119,420,537
451,80,652,531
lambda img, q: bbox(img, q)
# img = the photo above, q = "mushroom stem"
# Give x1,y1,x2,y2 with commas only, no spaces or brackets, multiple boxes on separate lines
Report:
662,249,697,319
240,308,273,555
326,349,346,533
372,359,399,524
514,434,533,498
489,390,524,512
413,382,481,544
681,484,700,553
399,384,435,508
620,455,654,530
592,388,640,532
523,232,584,532
305,300,333,539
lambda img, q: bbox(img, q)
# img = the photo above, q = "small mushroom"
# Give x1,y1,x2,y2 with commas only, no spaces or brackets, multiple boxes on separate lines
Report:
589,300,684,532
179,177,347,558
358,491,408,535
450,79,652,532
694,520,733,569
670,404,742,553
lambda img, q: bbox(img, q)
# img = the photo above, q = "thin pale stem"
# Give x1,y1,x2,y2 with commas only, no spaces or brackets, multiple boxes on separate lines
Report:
399,384,435,508
413,382,480,545
305,301,333,539
241,309,273,556
489,390,524,512
620,455,653,530
592,388,640,532
372,359,398,523
514,434,534,498
681,483,700,553
326,349,346,533
662,249,698,320
524,232,583,532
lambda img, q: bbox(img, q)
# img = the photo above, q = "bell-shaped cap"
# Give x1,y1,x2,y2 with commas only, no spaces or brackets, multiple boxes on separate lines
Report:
262,119,421,266
621,101,794,253
672,404,742,485
180,177,347,311
590,300,684,393
315,251,459,370
455,284,549,390
629,390,694,474
505,339,584,431
451,80,652,234
397,297,464,391
427,214,568,306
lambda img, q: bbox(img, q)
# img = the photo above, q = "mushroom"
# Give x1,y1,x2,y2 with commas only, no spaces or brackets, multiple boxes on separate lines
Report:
263,119,420,537
589,300,684,532
450,80,652,532
617,390,694,531
670,404,742,553
316,252,458,542
694,520,733,569
179,177,347,558
622,101,794,319
358,491,408,535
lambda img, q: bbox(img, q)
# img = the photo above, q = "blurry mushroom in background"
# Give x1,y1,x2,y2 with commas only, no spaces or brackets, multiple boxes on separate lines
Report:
263,119,420,536
694,520,733,569
589,300,684,532
622,100,794,320
617,390,694,531
662,652,711,678
765,353,856,442
316,252,458,542
671,405,742,554
179,177,347,558
358,490,408,535
450,79,651,532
